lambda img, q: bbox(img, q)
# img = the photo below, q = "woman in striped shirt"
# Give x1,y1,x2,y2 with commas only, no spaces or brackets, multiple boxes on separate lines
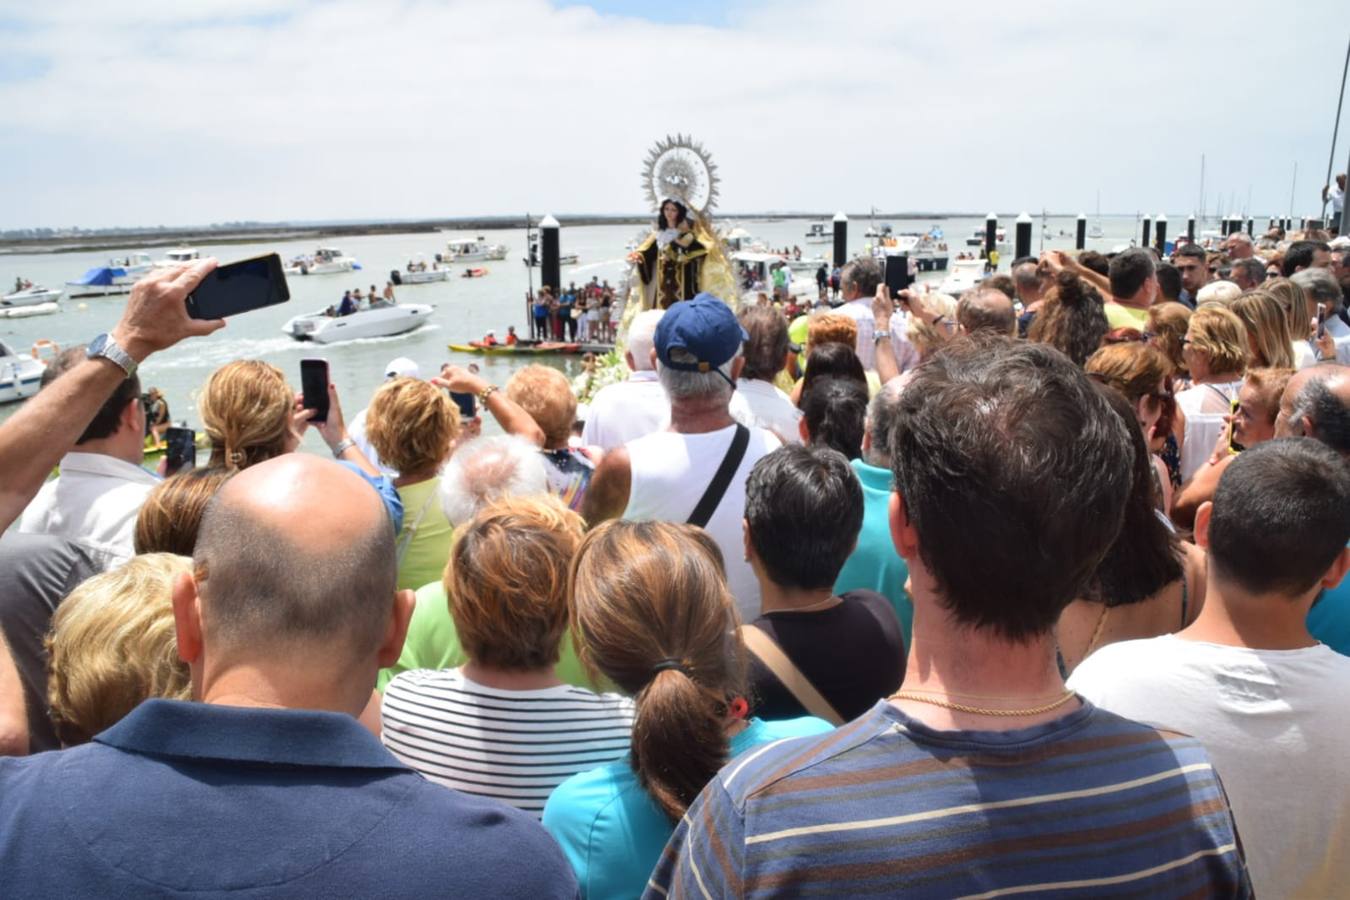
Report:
381,496,633,818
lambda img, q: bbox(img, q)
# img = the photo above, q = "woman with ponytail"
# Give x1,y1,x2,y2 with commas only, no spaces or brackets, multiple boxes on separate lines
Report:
542,520,832,900
199,360,302,471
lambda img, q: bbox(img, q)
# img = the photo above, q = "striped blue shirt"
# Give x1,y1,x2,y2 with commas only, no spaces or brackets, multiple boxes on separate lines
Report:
645,700,1252,898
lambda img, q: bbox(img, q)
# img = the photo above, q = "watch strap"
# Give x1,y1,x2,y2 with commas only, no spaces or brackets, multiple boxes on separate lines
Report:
89,334,137,378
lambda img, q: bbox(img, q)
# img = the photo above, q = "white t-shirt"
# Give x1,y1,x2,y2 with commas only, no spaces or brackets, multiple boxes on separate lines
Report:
837,298,877,369
1176,380,1242,482
729,378,803,446
580,371,669,451
19,451,158,571
1068,634,1350,899
381,668,634,819
623,423,781,622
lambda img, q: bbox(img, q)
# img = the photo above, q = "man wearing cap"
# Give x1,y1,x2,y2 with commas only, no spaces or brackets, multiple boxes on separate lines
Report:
349,357,420,477
583,294,781,622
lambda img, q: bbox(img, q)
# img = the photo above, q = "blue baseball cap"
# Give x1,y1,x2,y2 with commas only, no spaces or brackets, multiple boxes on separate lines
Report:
654,294,747,377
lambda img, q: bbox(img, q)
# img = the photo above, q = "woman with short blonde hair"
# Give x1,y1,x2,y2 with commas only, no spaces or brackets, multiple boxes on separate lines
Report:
1146,301,1193,386
506,365,596,511
46,554,193,746
1176,305,1249,481
1230,292,1295,369
381,495,632,817
365,377,459,590
199,360,297,470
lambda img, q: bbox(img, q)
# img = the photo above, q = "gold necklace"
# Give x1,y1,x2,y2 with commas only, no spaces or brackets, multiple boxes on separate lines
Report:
890,690,1077,718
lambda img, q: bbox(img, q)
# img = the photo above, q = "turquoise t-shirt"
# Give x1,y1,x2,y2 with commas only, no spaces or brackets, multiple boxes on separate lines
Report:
1308,547,1350,656
834,458,913,648
541,716,833,900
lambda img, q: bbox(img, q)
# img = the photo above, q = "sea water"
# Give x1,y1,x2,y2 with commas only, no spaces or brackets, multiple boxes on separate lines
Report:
0,214,1155,436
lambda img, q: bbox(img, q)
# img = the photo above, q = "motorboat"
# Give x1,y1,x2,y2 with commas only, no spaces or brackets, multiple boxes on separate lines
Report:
965,228,1009,249
721,225,767,254
864,222,894,239
872,229,950,272
804,222,832,244
390,255,448,285
938,258,987,295
1087,223,1105,240
283,247,361,276
442,238,507,262
0,338,47,404
65,252,153,297
732,251,818,302
282,301,433,344
2,285,63,307
522,246,579,267
785,254,829,273
154,246,202,267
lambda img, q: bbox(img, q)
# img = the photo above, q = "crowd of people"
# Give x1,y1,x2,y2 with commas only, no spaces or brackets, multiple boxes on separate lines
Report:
529,278,620,343
0,217,1348,897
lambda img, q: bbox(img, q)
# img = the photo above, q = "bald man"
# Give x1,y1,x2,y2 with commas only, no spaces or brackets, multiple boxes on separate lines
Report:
1275,364,1350,456
957,287,1018,337
0,455,577,899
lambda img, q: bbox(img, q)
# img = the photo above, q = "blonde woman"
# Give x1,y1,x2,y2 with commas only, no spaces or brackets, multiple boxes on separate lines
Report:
1229,291,1294,369
1176,305,1249,481
1263,277,1318,369
199,360,303,470
365,377,459,590
46,554,193,746
134,468,232,556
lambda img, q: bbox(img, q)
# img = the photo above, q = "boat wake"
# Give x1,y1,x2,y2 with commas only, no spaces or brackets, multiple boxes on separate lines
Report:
143,323,442,371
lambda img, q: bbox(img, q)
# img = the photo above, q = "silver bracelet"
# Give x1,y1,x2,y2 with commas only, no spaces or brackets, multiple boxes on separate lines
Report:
331,437,356,458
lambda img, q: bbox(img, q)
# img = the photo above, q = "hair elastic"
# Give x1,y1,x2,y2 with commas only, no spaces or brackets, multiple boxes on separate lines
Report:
651,658,687,675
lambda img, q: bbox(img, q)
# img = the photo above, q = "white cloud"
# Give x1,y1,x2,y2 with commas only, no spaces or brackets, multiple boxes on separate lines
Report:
0,0,1344,227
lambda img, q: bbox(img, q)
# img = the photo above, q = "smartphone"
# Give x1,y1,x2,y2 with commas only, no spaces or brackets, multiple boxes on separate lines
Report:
1317,306,1327,340
165,426,196,476
186,253,289,319
883,254,913,295
1227,397,1243,455
449,390,478,422
300,358,330,423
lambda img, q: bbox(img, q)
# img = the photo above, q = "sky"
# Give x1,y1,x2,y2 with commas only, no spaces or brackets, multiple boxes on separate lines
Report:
1,0,1347,228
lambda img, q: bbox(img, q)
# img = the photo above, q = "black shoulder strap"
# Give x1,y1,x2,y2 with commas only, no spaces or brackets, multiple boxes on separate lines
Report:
687,425,750,528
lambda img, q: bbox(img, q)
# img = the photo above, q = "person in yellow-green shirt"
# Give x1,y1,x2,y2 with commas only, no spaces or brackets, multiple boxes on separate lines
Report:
1103,247,1157,332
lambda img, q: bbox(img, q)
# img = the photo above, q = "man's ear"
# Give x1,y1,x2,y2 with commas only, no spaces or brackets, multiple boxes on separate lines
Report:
1193,502,1213,550
730,356,746,381
742,518,755,565
171,572,204,665
121,394,142,434
1320,547,1350,592
377,589,416,668
798,416,810,444
888,490,919,561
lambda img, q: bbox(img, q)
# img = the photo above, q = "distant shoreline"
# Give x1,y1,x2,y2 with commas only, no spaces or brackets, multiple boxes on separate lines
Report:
0,211,1041,256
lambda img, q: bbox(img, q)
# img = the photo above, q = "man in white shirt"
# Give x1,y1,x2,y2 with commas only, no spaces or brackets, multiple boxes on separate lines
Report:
1070,438,1350,900
19,348,158,570
584,295,779,621
1292,267,1350,365
834,256,882,369
729,306,801,445
580,309,669,450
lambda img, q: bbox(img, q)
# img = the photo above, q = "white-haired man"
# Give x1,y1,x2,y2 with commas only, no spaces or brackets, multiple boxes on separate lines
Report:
584,294,781,621
581,309,669,450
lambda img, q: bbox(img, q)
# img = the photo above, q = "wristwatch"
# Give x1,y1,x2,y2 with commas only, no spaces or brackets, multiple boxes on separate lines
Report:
86,333,137,378
874,329,891,342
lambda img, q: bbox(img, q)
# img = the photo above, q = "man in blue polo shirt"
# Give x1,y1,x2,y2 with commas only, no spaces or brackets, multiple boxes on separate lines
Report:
0,454,577,899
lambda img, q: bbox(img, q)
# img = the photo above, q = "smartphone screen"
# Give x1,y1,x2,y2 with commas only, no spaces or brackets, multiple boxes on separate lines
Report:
186,253,289,319
449,390,478,421
1317,307,1327,340
165,426,196,476
883,254,912,295
300,358,330,423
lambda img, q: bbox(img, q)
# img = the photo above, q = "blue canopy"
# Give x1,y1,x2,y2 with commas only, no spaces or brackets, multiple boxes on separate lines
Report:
70,266,127,286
